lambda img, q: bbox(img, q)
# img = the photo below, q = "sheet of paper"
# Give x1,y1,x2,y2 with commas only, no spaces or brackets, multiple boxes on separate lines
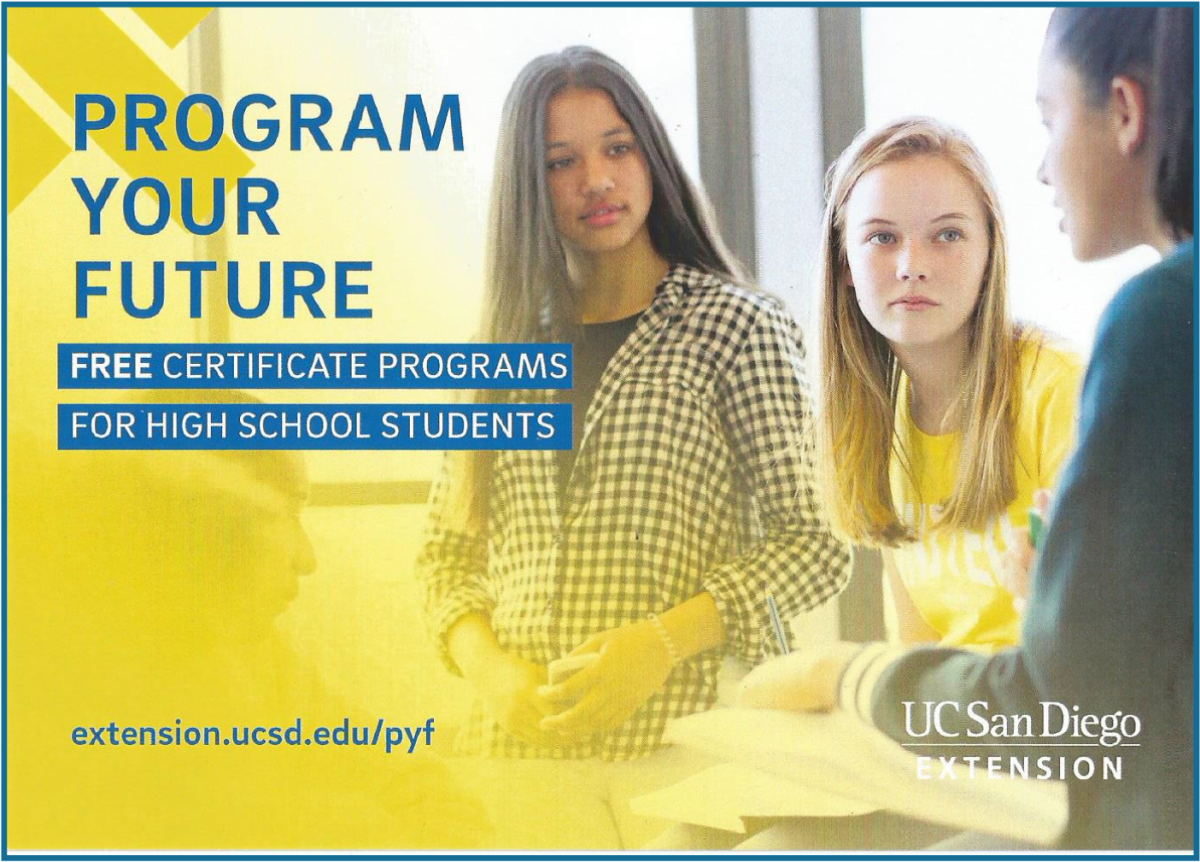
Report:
661,708,1069,845
631,763,879,833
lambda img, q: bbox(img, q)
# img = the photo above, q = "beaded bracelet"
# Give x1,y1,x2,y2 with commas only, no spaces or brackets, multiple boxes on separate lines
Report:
647,613,682,668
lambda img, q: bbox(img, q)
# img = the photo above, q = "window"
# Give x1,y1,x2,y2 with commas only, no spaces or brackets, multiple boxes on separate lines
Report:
861,7,1157,354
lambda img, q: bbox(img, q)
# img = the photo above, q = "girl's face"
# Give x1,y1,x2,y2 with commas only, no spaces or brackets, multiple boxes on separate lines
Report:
544,87,654,257
1035,48,1141,262
842,154,990,355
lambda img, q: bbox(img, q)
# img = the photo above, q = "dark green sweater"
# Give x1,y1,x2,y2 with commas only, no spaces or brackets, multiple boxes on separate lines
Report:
872,242,1195,850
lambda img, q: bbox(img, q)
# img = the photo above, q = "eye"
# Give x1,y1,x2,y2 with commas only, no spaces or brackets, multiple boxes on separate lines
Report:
546,156,573,172
937,228,963,242
608,141,634,156
868,232,896,246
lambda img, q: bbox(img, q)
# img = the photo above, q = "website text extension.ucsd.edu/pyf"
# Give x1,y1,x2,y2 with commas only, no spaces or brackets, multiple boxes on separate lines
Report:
71,717,436,754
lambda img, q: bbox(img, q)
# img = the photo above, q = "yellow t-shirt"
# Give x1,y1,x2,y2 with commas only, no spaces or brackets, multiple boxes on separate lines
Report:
884,337,1084,652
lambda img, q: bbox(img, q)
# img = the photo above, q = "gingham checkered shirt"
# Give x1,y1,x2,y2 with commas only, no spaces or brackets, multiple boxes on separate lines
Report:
416,264,852,760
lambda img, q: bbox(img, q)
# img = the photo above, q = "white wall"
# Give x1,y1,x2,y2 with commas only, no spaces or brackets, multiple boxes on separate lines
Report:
861,7,1157,354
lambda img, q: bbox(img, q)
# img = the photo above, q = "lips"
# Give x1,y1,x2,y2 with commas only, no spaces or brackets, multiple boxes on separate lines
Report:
891,295,938,310
581,203,625,227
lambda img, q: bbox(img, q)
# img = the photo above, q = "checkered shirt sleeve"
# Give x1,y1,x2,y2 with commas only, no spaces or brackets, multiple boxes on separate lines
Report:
704,299,853,661
413,267,853,759
414,452,495,677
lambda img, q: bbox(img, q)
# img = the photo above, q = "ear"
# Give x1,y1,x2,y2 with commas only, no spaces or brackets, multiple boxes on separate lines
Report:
1109,74,1150,156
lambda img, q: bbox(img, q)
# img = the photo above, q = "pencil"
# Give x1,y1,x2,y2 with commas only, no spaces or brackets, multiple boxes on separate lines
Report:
767,594,790,655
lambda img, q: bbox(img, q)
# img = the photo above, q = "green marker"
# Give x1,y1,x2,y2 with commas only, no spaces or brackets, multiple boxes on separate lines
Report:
1029,509,1045,550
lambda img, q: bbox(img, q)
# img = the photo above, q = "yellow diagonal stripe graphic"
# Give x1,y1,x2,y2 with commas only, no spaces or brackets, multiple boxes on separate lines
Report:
8,7,253,225
132,7,214,49
7,87,71,213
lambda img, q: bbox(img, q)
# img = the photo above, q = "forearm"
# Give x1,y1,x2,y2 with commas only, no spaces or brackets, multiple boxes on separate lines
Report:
883,556,940,644
446,612,505,682
656,592,726,660
864,645,1045,754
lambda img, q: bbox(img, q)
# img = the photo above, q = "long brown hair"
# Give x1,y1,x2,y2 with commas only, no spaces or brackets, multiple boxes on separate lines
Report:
816,117,1022,546
455,46,745,528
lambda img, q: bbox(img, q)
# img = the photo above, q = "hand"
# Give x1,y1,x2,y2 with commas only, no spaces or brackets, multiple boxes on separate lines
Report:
469,651,557,746
536,621,673,738
1001,489,1053,607
737,641,864,713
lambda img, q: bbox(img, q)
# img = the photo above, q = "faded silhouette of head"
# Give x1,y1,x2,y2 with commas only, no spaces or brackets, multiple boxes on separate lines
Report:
121,390,317,642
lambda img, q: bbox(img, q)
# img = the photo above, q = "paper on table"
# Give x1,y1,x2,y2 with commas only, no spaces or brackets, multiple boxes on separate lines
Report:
647,708,1068,845
631,762,878,833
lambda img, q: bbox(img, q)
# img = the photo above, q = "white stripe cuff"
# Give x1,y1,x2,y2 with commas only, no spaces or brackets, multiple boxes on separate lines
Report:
837,642,909,726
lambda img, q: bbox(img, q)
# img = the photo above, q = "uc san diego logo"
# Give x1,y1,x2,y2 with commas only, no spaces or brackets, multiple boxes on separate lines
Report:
902,701,1141,781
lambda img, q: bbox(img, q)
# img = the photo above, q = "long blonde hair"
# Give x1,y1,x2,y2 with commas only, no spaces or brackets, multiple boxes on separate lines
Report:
816,117,1021,546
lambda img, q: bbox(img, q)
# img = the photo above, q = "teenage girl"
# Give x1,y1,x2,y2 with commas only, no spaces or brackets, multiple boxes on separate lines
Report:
417,46,851,762
815,117,1083,651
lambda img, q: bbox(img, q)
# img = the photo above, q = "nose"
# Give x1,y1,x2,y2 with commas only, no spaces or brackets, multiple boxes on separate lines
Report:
580,155,615,197
1036,153,1050,187
896,242,929,282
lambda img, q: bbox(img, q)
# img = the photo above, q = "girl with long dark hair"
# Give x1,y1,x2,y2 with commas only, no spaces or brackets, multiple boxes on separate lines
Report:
417,46,851,763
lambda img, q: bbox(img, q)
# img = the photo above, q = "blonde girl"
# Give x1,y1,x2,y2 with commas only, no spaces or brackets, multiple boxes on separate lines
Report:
816,117,1082,650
